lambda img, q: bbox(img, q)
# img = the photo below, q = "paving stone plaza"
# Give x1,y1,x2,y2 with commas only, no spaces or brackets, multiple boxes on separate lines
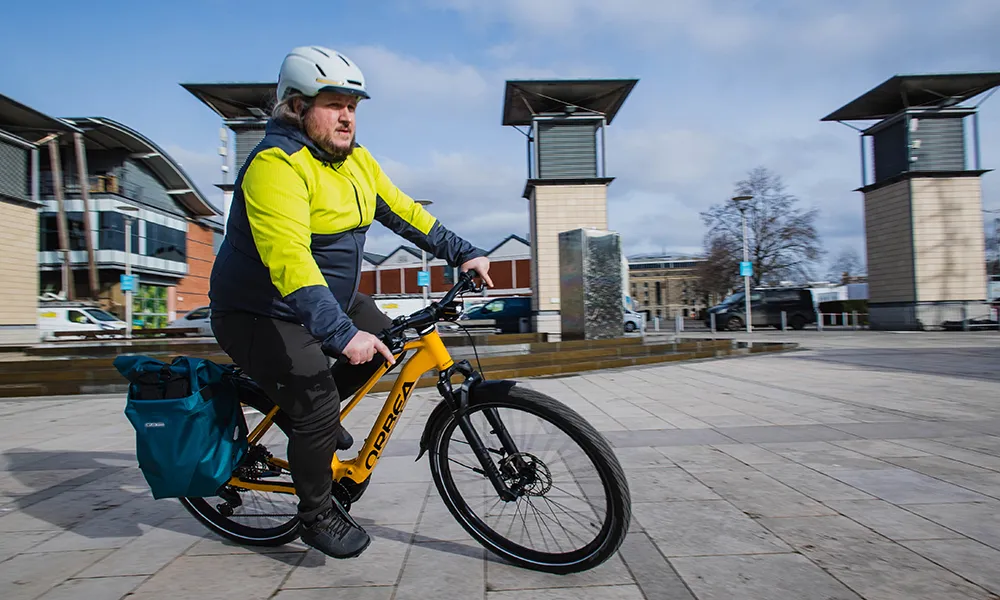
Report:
2,331,1000,599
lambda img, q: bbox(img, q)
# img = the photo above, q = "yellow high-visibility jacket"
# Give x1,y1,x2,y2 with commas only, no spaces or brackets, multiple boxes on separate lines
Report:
209,118,484,353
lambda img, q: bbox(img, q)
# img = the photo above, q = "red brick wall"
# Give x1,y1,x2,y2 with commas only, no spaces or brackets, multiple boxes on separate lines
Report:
431,265,451,292
359,271,376,295
515,259,531,289
176,222,215,315
490,259,514,289
404,267,420,294
379,270,401,294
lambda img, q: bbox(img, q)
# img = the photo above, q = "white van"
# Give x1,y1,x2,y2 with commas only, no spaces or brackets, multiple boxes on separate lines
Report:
38,304,127,340
624,309,645,333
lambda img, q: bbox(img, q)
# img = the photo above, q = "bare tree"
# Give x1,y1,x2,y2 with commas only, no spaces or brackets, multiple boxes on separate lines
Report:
827,247,865,283
695,234,740,304
700,166,823,287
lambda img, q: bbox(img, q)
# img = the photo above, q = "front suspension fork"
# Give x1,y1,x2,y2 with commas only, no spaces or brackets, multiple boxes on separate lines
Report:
438,362,522,502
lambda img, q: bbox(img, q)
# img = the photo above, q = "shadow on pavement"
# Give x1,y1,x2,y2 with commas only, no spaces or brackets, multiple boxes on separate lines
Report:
3,449,482,566
0,449,302,562
360,522,483,560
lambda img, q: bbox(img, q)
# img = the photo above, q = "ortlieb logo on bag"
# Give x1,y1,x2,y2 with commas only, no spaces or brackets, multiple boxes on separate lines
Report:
114,355,249,500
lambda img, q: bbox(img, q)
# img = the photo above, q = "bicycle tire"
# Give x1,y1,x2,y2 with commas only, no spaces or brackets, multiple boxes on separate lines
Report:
178,382,301,547
426,383,631,574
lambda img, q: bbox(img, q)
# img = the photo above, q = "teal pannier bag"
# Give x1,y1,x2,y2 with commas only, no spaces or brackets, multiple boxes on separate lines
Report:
114,355,249,499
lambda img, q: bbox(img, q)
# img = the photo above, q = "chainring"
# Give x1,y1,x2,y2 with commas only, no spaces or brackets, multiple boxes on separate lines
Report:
330,479,354,512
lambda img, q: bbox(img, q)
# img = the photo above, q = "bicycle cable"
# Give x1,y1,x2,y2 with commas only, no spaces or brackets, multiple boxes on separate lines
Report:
455,322,486,377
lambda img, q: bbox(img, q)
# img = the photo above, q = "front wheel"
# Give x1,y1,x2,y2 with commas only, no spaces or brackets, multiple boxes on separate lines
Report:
426,384,631,574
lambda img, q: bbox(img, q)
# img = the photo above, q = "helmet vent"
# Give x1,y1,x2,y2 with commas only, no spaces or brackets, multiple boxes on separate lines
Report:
347,80,363,86
315,64,327,77
312,47,330,58
338,54,351,66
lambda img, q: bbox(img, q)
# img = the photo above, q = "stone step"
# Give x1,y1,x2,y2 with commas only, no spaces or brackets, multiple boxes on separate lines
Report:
0,337,796,399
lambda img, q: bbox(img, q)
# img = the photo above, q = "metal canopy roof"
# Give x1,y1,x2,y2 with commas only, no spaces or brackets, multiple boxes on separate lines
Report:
64,117,219,217
502,79,638,126
181,82,277,120
822,72,1000,122
0,93,80,140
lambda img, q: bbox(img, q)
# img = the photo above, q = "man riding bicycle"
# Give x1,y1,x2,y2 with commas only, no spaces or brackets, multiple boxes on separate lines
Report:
208,45,492,560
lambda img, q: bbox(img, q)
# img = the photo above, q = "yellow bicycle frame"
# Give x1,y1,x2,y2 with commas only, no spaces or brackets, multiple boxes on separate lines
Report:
229,329,454,493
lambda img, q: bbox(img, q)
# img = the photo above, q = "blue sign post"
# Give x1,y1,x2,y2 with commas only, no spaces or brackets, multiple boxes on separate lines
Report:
417,270,430,287
120,274,138,292
739,261,753,277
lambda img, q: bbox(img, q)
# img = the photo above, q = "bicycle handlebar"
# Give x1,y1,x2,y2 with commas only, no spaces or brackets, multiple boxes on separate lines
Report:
376,269,485,349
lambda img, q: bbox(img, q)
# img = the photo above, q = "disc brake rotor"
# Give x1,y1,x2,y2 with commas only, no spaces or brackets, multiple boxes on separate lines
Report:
499,452,553,497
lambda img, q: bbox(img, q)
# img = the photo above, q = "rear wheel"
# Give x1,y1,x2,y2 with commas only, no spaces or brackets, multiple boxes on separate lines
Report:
177,378,371,546
726,316,743,331
426,384,631,574
790,315,807,330
178,381,301,546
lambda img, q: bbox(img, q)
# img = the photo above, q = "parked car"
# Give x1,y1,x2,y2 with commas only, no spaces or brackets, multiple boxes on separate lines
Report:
38,304,127,340
460,297,532,333
167,306,213,336
705,287,816,331
624,309,644,332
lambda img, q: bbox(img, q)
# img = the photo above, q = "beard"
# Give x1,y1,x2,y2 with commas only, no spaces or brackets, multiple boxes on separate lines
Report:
304,111,355,162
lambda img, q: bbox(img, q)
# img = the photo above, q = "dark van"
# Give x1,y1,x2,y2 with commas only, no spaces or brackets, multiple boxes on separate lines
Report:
705,287,816,331
461,297,532,333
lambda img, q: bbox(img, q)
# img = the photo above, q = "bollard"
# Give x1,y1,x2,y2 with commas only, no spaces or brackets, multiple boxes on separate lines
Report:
781,310,787,331
710,312,716,333
852,311,859,330
653,317,659,331
675,314,684,333
817,310,824,332
962,303,969,332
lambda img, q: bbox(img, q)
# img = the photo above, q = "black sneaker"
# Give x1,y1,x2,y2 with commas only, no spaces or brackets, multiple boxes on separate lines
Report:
300,501,370,559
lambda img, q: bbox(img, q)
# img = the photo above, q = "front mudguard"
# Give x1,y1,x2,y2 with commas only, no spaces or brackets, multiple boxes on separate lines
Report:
416,378,518,461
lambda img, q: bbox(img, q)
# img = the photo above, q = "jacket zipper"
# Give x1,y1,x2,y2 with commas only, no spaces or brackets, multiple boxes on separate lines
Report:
350,180,363,228
335,164,364,308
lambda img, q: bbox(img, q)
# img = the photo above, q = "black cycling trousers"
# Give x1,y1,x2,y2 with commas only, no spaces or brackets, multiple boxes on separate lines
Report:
211,292,392,524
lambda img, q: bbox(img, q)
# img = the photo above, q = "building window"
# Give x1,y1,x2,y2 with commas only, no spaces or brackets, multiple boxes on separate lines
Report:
98,211,140,252
145,222,187,262
132,284,169,328
39,212,88,251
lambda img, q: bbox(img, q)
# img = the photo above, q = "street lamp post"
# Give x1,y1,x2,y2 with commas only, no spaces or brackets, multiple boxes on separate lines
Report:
732,195,753,333
118,205,139,339
416,200,433,307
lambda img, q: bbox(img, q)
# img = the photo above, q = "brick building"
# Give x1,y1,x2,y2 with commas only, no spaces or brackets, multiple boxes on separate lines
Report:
33,116,220,327
0,94,66,344
627,255,706,321
175,217,223,317
361,234,532,298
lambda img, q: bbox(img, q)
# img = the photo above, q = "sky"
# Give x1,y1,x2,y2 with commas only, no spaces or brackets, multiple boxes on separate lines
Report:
3,0,999,277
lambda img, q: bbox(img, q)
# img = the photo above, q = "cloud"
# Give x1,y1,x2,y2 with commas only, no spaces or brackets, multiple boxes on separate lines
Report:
426,0,1000,63
345,45,491,106
367,150,529,254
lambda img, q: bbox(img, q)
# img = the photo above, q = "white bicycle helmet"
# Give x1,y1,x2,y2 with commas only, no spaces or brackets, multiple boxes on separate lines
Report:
277,46,370,101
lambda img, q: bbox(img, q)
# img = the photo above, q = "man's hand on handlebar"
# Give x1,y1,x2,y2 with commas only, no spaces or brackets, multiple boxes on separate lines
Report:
342,330,396,366
460,256,493,288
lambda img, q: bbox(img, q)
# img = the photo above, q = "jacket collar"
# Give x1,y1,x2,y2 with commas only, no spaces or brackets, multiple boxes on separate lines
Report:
265,118,348,165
